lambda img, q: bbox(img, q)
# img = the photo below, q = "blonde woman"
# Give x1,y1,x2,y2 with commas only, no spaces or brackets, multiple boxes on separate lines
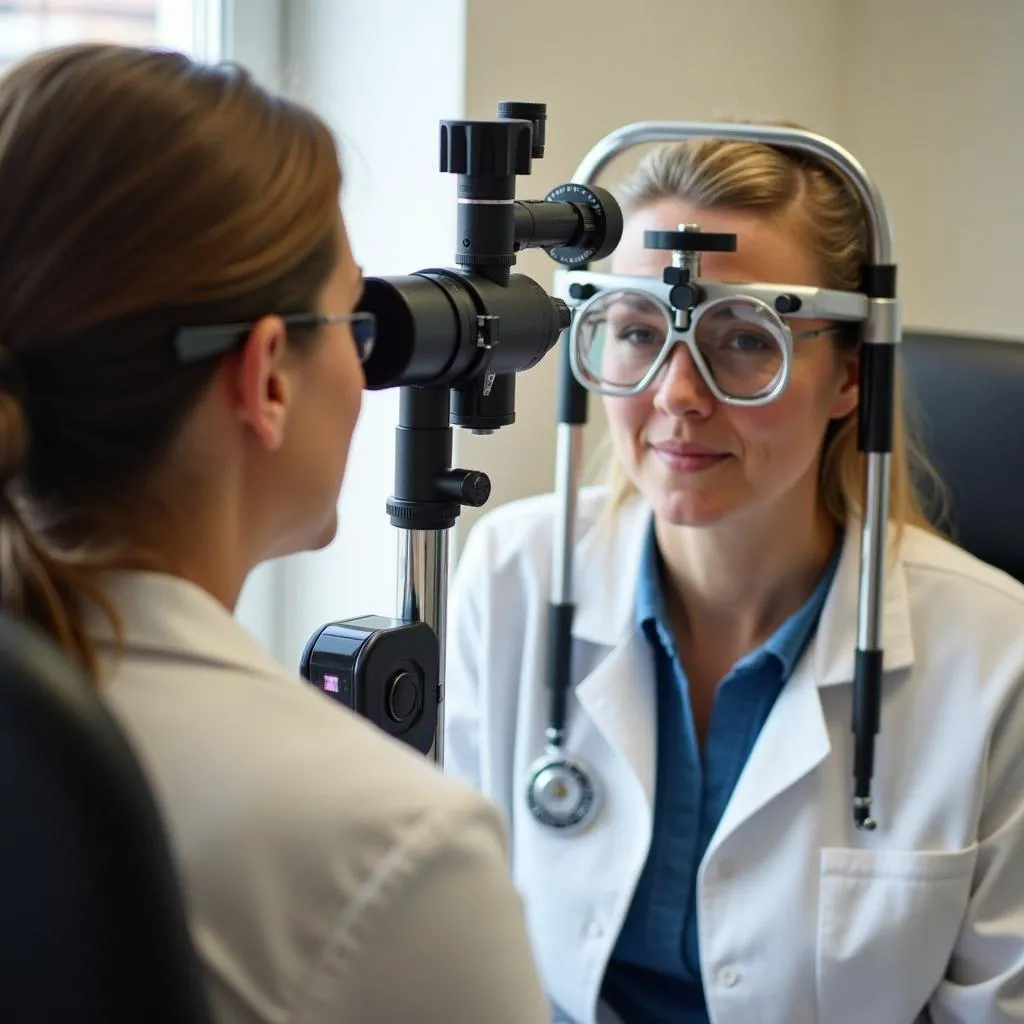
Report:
446,135,1024,1024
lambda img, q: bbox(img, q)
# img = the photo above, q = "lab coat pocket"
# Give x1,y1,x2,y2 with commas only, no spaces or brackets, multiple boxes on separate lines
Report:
815,844,978,1024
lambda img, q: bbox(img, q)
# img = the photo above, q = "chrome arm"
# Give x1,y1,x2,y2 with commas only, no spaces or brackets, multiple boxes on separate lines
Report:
397,528,449,765
570,120,893,265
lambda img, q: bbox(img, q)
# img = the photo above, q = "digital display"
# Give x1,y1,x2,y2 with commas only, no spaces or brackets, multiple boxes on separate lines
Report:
323,674,340,693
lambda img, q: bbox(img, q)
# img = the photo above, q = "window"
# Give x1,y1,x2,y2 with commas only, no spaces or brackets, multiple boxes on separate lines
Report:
0,0,221,72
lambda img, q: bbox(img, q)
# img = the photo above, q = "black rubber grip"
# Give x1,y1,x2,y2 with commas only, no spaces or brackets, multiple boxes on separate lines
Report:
546,602,575,736
853,648,883,736
858,342,895,454
556,333,588,425
852,647,883,795
859,264,897,299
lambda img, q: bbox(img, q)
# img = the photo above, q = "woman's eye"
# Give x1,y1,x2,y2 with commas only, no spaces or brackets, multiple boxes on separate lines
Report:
725,331,771,351
613,325,659,346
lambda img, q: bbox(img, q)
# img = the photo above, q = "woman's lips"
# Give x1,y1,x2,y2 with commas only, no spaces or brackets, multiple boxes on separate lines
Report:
650,442,731,474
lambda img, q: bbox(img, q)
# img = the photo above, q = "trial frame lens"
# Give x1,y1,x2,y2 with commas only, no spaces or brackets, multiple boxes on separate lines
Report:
570,289,793,404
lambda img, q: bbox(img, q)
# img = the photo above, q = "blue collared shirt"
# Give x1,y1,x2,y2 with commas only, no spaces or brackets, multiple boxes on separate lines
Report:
601,521,841,1023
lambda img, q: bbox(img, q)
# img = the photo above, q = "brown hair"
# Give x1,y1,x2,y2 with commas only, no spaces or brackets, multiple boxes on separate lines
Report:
603,129,943,534
0,43,342,680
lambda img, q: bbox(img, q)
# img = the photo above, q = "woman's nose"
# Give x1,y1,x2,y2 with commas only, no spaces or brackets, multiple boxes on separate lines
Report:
651,344,715,418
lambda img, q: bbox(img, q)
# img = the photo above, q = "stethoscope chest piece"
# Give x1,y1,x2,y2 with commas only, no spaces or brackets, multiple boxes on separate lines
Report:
525,750,601,835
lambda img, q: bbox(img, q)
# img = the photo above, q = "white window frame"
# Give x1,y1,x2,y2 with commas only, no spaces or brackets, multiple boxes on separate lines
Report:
215,0,294,659
218,0,286,82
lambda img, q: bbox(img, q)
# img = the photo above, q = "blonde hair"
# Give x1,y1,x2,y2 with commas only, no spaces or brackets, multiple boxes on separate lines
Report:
603,129,944,536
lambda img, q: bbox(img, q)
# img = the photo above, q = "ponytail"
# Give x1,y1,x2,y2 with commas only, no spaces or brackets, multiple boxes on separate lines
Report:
0,380,119,683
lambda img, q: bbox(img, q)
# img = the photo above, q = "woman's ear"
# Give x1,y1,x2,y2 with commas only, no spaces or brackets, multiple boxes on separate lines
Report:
829,343,860,422
228,315,295,451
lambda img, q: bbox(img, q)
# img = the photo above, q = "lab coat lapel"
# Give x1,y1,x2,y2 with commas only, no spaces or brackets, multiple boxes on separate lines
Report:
708,657,830,855
574,630,657,810
569,494,658,808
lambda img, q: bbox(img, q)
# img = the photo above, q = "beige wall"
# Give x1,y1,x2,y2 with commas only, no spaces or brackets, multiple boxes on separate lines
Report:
840,0,1024,337
451,0,1024,556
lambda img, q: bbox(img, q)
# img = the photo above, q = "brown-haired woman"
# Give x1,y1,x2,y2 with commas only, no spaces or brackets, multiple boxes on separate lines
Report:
0,43,549,1024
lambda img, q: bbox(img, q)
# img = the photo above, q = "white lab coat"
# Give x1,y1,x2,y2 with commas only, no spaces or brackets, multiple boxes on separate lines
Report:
87,571,550,1024
445,486,1024,1024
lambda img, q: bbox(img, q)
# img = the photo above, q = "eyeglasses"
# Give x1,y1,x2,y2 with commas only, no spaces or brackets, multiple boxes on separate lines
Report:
560,272,867,404
172,312,376,365
572,290,847,404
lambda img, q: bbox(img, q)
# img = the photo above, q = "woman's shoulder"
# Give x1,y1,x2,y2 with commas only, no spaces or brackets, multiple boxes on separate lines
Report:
458,485,646,577
899,523,1024,623
464,484,608,549
115,622,502,832
893,523,1024,685
96,569,506,863
108,635,523,1007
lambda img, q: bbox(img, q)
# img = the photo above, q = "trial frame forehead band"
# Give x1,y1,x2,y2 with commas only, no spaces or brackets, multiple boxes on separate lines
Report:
558,270,870,324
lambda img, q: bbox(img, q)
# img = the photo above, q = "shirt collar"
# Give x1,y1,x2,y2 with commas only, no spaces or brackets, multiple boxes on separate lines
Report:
634,522,668,633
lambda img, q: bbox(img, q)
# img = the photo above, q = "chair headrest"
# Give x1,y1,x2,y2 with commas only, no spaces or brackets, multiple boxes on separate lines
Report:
901,329,1024,583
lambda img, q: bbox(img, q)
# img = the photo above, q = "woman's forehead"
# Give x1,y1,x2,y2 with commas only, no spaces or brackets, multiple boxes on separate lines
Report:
613,199,822,288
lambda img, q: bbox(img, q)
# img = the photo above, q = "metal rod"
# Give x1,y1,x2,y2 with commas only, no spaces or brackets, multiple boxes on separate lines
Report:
551,424,583,606
397,528,449,766
857,453,892,651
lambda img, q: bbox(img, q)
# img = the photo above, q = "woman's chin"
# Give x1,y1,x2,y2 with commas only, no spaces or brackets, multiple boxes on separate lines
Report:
309,509,339,551
261,507,339,562
654,498,731,528
645,483,743,528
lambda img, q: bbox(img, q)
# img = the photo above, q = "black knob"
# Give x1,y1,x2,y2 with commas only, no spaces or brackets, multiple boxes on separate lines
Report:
438,468,491,508
461,470,491,507
644,230,737,253
554,298,572,332
568,283,597,301
440,119,533,179
386,671,421,724
669,283,704,310
497,101,547,157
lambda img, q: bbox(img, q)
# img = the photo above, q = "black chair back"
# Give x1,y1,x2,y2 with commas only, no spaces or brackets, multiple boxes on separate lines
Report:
0,614,212,1023
902,329,1024,583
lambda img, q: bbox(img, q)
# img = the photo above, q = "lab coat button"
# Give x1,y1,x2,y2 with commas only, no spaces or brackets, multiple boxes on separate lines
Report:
719,966,741,988
584,920,604,940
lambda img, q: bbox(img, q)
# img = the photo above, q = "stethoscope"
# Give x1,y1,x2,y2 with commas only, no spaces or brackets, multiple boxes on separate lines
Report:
526,749,602,834
524,528,603,832
523,121,898,837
